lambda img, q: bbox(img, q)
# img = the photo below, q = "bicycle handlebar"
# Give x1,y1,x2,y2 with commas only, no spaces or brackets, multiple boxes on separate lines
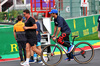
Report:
50,35,79,44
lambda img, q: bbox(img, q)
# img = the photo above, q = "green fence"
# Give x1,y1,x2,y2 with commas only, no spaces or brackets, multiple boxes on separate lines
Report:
0,14,99,55
69,15,98,38
0,25,18,55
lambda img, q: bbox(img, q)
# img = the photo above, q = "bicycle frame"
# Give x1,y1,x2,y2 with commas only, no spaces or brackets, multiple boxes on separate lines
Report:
51,36,85,57
52,41,84,57
52,41,73,54
51,35,76,54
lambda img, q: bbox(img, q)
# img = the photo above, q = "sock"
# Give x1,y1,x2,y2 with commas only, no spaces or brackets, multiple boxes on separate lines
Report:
26,58,30,63
31,56,33,60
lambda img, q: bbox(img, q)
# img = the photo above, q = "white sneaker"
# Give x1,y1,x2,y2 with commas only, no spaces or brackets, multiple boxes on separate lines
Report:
20,61,24,65
42,63,45,66
21,62,30,66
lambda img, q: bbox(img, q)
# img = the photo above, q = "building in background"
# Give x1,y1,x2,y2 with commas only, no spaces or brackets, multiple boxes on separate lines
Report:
16,0,23,4
14,0,30,10
0,0,30,12
0,0,100,19
0,2,1,12
55,0,99,18
0,0,13,12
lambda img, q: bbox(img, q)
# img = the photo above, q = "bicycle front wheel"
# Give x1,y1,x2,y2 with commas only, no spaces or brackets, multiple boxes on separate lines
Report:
73,42,94,64
41,44,63,66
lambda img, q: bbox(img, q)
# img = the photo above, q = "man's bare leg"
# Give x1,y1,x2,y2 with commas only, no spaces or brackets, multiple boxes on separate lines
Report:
37,46,42,62
32,44,41,56
25,43,31,63
31,45,46,65
22,43,31,66
37,46,42,51
30,48,34,60
29,45,42,63
30,48,34,56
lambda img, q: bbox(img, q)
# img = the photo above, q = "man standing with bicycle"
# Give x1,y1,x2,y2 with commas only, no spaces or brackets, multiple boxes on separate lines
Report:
49,9,74,61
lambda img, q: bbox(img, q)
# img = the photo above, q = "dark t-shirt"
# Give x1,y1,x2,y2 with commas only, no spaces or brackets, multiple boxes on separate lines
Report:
36,21,41,42
4,15,7,19
25,17,37,41
11,18,14,21
97,16,100,31
54,16,71,34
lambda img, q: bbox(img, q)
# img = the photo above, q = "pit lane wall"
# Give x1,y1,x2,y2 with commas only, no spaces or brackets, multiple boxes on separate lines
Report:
0,14,99,55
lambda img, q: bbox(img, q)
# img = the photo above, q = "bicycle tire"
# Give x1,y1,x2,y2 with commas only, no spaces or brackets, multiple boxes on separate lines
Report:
73,42,94,64
41,44,63,66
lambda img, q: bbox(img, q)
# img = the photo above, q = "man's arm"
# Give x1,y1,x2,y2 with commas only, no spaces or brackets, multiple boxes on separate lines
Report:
56,27,61,37
97,23,99,31
52,26,57,36
55,18,63,37
24,24,37,30
36,31,38,35
14,31,17,40
13,25,17,40
52,27,60,41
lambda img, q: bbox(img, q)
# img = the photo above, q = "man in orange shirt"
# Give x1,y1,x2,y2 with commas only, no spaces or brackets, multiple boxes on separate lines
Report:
13,15,26,65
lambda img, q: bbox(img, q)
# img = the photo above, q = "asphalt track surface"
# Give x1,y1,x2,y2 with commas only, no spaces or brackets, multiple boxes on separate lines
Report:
0,49,100,66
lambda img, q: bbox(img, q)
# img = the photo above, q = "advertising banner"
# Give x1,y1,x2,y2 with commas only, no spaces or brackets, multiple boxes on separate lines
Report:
0,14,99,55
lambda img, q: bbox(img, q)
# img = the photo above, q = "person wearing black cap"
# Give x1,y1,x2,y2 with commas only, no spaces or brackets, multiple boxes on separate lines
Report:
49,9,74,61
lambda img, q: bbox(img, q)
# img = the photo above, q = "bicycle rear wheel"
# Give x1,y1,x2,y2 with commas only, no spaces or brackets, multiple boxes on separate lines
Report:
73,42,94,64
41,44,63,66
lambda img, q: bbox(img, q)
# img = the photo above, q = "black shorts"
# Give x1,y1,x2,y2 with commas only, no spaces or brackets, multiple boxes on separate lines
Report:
26,39,37,46
25,31,37,46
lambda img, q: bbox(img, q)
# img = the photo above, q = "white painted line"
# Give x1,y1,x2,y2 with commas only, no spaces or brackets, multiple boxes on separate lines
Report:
0,26,13,29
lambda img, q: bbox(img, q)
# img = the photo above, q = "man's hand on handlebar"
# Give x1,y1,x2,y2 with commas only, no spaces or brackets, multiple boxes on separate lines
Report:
52,37,57,41
51,35,55,37
51,35,57,41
